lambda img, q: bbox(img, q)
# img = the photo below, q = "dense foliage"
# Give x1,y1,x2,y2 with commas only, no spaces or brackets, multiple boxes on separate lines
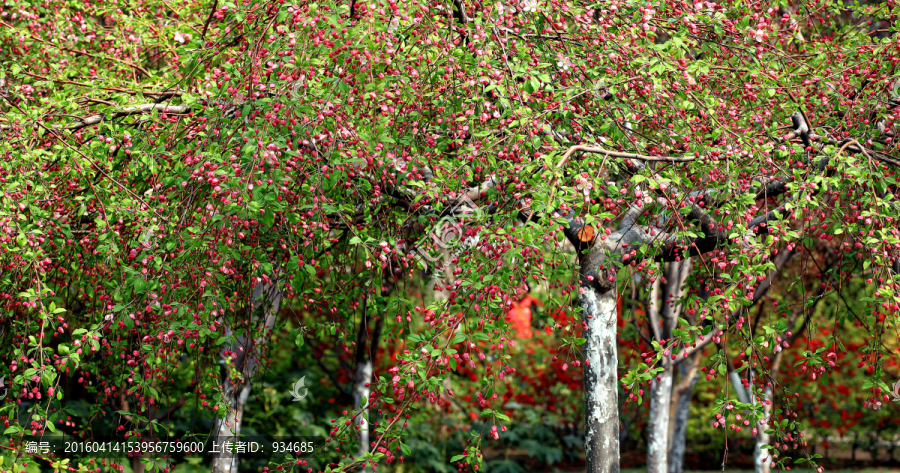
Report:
1,0,900,470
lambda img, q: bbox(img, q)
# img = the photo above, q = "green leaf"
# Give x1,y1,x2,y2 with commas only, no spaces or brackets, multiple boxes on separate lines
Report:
261,209,275,228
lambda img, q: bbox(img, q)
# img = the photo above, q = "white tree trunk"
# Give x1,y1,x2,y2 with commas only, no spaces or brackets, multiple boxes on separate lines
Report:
353,359,373,458
580,287,620,473
729,370,750,404
212,282,282,473
647,258,691,473
647,364,673,473
725,363,771,473
667,368,699,473
352,281,392,460
754,387,773,473
211,382,251,473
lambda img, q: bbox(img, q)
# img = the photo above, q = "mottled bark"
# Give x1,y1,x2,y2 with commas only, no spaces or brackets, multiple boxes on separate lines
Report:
544,134,803,472
212,282,282,473
667,358,700,473
647,259,691,473
580,287,620,473
647,365,673,473
211,382,251,473
724,352,752,473
554,115,818,473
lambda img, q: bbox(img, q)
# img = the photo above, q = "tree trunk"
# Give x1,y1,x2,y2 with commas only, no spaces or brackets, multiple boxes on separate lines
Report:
647,259,691,473
353,359,373,457
728,369,750,404
211,282,283,473
723,358,754,473
211,382,251,473
647,364,673,473
668,356,700,473
130,435,151,473
580,287,620,473
351,284,389,459
754,386,773,473
131,455,146,473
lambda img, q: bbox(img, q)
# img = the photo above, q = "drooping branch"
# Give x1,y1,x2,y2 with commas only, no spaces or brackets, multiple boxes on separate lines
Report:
759,113,900,203
672,248,797,364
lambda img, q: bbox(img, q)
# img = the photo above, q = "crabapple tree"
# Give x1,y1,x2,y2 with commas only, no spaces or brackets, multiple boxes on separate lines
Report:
1,0,900,472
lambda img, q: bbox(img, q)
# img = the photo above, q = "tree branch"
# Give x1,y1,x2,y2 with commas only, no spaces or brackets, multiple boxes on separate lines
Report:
152,395,186,420
672,248,797,364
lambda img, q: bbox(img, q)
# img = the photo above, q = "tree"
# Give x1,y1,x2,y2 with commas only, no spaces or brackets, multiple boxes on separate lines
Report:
2,0,900,471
